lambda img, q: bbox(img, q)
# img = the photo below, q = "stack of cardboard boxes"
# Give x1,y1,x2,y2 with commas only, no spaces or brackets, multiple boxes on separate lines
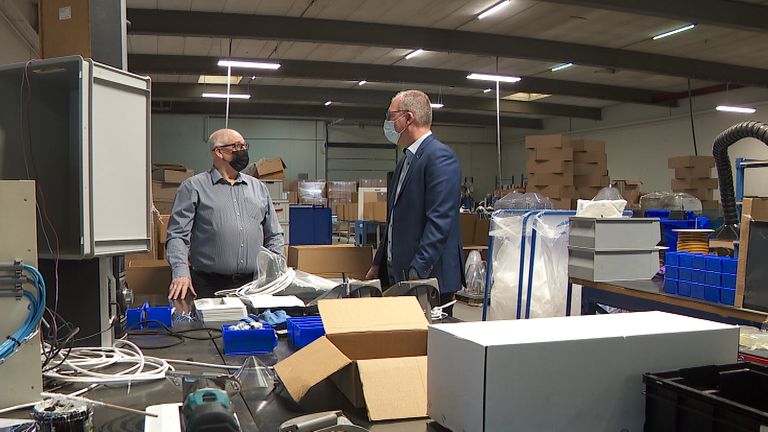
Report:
668,156,719,209
359,179,388,223
525,135,578,210
151,164,194,213
125,210,172,302
328,181,359,221
571,139,610,199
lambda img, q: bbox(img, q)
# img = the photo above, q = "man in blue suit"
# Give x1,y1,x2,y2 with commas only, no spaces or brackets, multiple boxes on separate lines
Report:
365,90,465,314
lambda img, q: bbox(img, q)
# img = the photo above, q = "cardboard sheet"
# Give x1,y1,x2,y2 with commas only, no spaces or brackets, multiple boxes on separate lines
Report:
274,336,351,401
358,357,428,421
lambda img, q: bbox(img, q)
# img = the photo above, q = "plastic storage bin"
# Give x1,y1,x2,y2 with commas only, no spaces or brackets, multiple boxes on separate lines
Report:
286,316,325,349
704,285,720,303
568,217,660,250
644,363,768,432
568,247,661,282
663,278,678,295
126,302,172,329
721,288,736,305
666,267,679,279
690,283,706,300
221,323,277,355
722,274,737,289
677,281,692,297
678,268,693,281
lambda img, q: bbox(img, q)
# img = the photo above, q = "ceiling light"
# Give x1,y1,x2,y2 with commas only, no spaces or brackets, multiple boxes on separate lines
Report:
504,92,551,102
324,101,333,106
197,75,242,85
430,103,444,109
551,62,574,72
478,0,511,19
467,72,521,83
358,80,367,86
217,59,281,69
202,93,251,99
405,49,425,60
483,88,493,93
716,105,756,114
652,24,696,40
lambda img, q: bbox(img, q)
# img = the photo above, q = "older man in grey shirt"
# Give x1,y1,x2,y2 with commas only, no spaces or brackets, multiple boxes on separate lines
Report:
166,128,284,300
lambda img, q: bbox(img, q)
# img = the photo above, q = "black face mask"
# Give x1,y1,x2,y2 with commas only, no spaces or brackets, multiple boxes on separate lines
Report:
228,149,249,172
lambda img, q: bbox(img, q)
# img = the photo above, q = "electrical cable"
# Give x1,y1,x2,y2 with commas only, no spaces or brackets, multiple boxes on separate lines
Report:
0,264,46,362
0,384,98,415
676,230,711,254
127,320,222,350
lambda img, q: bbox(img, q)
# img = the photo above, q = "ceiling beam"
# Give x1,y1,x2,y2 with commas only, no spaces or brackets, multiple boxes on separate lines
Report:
130,54,675,106
151,101,544,129
127,8,768,87
152,82,603,120
533,0,768,33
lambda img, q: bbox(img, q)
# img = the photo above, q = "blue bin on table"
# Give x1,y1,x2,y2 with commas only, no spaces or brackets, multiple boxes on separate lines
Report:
222,323,277,355
286,316,325,349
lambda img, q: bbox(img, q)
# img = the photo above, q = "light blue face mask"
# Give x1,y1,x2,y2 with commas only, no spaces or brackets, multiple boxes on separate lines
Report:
383,120,402,145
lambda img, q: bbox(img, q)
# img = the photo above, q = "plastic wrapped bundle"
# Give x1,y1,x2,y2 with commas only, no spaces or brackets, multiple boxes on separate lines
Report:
660,192,702,212
298,181,326,200
464,250,486,295
592,185,623,201
495,192,554,210
640,192,670,211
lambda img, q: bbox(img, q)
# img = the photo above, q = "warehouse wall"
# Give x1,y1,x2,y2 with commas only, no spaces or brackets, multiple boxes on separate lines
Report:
531,87,768,196
0,3,36,65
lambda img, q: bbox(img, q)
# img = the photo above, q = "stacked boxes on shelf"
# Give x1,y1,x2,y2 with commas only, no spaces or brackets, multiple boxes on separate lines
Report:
327,181,358,221
525,134,577,210
571,139,610,199
663,252,738,305
668,156,719,209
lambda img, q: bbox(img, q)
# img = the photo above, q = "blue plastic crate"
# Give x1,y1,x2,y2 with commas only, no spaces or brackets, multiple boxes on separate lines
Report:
126,302,172,329
722,274,737,289
677,281,692,297
678,268,693,281
722,258,738,274
691,283,706,300
721,288,736,305
286,316,325,349
691,255,707,270
665,252,679,267
678,253,694,269
705,271,721,287
126,308,143,329
666,266,679,279
704,285,720,303
663,278,678,295
691,270,706,284
221,323,277,355
705,256,723,272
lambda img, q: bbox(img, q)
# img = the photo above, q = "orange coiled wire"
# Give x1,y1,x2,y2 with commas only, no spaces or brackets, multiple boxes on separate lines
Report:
676,230,711,254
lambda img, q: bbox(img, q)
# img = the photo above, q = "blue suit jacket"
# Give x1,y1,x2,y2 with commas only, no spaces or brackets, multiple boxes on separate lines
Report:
374,134,465,294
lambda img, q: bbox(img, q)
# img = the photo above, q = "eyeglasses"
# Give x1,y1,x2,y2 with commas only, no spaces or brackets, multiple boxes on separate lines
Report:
385,110,410,121
215,142,248,151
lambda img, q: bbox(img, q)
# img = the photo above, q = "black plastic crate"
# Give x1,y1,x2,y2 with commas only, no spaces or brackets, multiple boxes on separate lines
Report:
644,363,768,432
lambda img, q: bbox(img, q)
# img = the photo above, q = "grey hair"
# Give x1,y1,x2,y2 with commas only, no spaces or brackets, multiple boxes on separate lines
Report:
393,90,432,127
208,129,241,151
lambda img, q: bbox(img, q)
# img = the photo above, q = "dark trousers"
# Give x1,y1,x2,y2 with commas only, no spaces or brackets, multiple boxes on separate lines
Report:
440,292,456,317
191,270,253,298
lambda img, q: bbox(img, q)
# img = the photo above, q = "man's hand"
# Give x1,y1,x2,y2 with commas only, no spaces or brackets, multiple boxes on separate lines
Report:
365,265,379,280
168,276,196,300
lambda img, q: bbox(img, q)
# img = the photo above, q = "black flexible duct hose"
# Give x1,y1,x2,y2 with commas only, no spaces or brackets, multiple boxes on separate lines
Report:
712,121,768,240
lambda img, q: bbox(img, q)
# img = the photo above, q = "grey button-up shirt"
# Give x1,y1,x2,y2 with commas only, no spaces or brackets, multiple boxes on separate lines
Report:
166,168,284,279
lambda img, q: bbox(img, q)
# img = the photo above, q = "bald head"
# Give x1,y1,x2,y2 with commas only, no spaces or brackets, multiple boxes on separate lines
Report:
393,90,432,128
208,129,244,151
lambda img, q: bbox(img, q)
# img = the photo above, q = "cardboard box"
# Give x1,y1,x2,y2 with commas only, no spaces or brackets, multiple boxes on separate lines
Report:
474,218,490,246
344,204,359,221
548,197,576,210
286,191,299,204
460,214,477,246
668,155,715,169
527,173,574,186
571,139,606,153
671,178,718,190
364,202,387,222
574,173,610,187
153,199,174,214
528,147,573,161
274,297,429,421
125,260,172,296
152,181,179,202
253,158,286,179
674,166,714,179
616,179,643,205
525,134,571,150
287,245,373,280
526,159,574,174
528,185,579,199
573,152,608,165
152,164,194,184
701,199,720,209
359,179,387,188
428,312,737,432
363,191,387,203
736,198,768,307
574,162,608,175
39,0,91,59
576,186,604,199
283,179,299,192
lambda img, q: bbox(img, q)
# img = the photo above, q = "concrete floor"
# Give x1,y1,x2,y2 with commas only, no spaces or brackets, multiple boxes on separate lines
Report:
453,301,483,322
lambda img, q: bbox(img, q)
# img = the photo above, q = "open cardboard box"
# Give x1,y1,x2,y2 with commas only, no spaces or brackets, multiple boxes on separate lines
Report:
274,297,428,421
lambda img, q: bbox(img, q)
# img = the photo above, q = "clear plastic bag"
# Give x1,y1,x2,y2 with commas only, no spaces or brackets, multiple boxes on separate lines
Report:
660,192,702,212
495,192,553,210
640,191,670,210
464,250,486,295
593,185,623,201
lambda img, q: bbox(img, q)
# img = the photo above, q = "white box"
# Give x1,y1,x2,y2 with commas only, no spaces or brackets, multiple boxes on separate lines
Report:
428,312,737,432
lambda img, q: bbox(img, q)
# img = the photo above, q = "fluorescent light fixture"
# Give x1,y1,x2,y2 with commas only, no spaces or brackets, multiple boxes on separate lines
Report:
467,72,521,83
430,103,444,108
202,93,251,99
716,105,756,114
405,49,425,60
478,0,511,19
652,24,696,40
217,59,281,69
324,101,333,106
551,62,574,72
197,75,242,85
358,80,367,86
483,88,493,93
504,92,551,102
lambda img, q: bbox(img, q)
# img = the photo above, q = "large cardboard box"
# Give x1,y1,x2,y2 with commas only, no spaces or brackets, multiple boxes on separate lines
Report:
576,186,604,199
152,164,194,184
668,155,715,169
528,147,573,161
675,166,713,179
528,184,578,199
571,139,606,153
574,161,607,175
616,179,643,205
474,218,490,246
428,312,737,432
344,203,359,221
735,198,768,307
574,172,610,187
126,260,172,296
359,178,387,188
573,152,608,165
671,178,718,190
527,173,574,186
153,199,174,214
274,297,428,421
548,197,576,210
525,134,571,150
526,159,573,174
364,202,387,222
152,181,179,202
254,158,287,179
39,0,92,59
460,213,477,246
287,245,373,280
